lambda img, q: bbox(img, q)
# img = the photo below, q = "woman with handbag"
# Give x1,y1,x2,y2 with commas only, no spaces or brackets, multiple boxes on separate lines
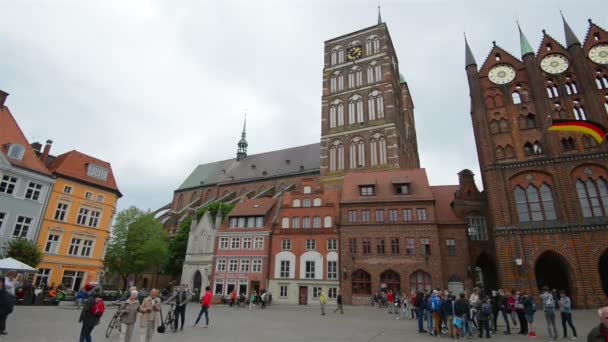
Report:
139,289,162,342
120,290,140,342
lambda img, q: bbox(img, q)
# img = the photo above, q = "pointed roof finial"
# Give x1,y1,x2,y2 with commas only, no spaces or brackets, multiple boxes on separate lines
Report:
561,11,581,47
236,112,248,161
241,112,247,138
517,21,535,57
377,2,383,25
464,33,477,67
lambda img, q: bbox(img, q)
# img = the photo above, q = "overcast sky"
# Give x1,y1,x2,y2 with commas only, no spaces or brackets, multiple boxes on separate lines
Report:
1,0,606,212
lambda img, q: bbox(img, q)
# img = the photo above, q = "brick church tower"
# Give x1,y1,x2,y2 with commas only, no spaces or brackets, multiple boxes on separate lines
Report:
465,17,608,307
319,15,420,177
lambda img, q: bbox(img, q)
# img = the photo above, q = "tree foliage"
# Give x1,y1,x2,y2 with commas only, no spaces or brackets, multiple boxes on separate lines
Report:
6,237,43,268
104,206,168,289
164,202,234,275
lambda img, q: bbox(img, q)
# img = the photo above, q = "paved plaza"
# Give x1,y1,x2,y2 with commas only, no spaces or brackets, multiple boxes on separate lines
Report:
2,304,600,342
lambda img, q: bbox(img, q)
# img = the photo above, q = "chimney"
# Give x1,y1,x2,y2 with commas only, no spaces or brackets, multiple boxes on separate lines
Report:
31,142,42,153
42,139,53,163
0,90,8,108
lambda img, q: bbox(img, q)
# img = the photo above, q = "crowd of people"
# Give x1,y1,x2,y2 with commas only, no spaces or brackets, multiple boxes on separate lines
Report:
367,286,581,340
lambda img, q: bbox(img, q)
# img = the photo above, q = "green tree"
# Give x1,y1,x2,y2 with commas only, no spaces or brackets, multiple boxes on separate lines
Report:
6,237,43,268
164,202,234,276
104,206,146,289
104,207,168,289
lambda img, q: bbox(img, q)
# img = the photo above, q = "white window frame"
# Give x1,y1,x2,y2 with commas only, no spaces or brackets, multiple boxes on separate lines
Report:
240,259,250,273
242,237,252,249
281,217,289,229
253,236,264,250
255,216,264,227
214,279,224,295
96,194,104,203
230,237,241,250
216,259,227,272
68,237,95,257
279,285,288,298
312,286,322,299
252,259,262,273
228,259,238,272
313,216,321,228
328,287,337,299
280,260,290,278
306,239,316,251
0,212,6,233
327,239,337,251
54,202,69,221
63,185,73,194
305,261,316,279
0,175,18,195
85,191,94,200
35,268,52,287
13,216,33,238
86,164,109,180
25,182,43,201
281,239,291,250
327,260,337,279
219,237,229,249
45,233,62,254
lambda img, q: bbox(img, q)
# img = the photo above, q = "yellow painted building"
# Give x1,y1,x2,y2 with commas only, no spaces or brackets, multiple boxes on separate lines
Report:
34,148,121,290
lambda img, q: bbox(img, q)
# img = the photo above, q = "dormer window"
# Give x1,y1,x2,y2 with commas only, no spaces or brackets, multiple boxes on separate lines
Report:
303,186,312,194
7,144,25,160
395,183,410,195
86,164,109,181
360,185,375,196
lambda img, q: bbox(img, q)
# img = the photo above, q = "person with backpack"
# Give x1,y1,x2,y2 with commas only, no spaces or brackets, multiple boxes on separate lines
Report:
514,291,528,335
78,286,104,342
454,293,470,338
558,290,577,339
523,292,537,338
416,290,426,333
194,286,212,327
166,285,188,332
410,291,418,320
540,286,558,340
394,294,401,319
497,289,511,334
430,290,442,336
0,278,16,336
477,295,492,338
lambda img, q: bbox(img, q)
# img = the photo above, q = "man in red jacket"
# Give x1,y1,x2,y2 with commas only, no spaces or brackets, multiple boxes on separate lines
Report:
387,290,394,314
194,286,212,328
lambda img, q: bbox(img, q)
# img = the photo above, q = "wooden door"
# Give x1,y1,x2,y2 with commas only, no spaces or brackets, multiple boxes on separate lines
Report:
299,286,308,305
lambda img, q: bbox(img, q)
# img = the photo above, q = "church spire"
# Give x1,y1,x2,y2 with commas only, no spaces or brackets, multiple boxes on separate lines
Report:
377,4,383,25
517,21,535,57
561,11,581,47
236,114,248,161
464,33,477,68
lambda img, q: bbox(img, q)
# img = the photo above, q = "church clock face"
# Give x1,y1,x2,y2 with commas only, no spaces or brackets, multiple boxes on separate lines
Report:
540,54,569,74
488,64,516,85
346,45,363,61
589,44,608,65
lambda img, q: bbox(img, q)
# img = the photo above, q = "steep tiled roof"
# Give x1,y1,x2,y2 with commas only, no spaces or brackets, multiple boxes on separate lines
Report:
46,150,121,196
341,169,433,203
430,185,464,224
228,198,277,217
0,107,52,176
177,143,320,191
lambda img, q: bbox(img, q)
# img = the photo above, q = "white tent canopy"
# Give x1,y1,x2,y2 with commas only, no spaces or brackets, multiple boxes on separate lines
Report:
0,257,36,272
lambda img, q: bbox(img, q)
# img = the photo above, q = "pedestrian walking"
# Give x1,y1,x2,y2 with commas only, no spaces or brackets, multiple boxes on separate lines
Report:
0,278,16,336
416,290,427,333
497,289,511,334
250,291,257,308
76,287,88,309
477,295,492,339
139,288,161,342
410,291,418,319
120,290,140,342
319,291,327,316
394,295,401,319
523,292,537,338
194,286,212,328
507,290,518,328
166,285,188,331
558,290,577,339
587,306,608,342
230,290,237,307
333,291,344,314
78,285,104,342
430,290,442,336
540,286,558,340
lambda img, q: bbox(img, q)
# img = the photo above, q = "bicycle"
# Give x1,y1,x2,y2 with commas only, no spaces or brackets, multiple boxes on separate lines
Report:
163,304,176,332
105,301,123,338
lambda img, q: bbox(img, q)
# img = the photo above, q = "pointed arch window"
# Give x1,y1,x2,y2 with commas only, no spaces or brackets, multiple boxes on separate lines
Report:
512,91,522,104
349,95,364,124
367,62,382,84
582,135,599,149
561,137,576,151
565,75,578,95
514,183,557,222
329,140,345,172
546,79,559,99
576,178,608,218
572,99,587,120
349,137,365,168
523,141,543,156
595,69,608,89
330,71,343,93
519,113,536,129
331,46,345,65
352,269,371,295
348,66,363,88
410,270,432,292
329,100,344,128
369,133,387,166
365,35,380,55
367,90,384,120
496,146,505,160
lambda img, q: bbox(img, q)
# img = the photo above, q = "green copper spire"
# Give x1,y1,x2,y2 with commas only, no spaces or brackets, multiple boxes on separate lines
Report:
517,21,535,57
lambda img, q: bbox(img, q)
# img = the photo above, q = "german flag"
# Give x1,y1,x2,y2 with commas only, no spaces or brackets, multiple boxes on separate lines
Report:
548,119,607,144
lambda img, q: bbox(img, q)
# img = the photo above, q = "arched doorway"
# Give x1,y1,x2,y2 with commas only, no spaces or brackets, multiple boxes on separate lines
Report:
410,270,432,292
380,270,401,294
352,269,371,295
535,251,571,295
193,270,202,297
599,249,608,296
475,252,498,290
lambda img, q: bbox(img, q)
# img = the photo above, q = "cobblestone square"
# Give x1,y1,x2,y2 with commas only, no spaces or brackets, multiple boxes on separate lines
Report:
2,304,600,342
